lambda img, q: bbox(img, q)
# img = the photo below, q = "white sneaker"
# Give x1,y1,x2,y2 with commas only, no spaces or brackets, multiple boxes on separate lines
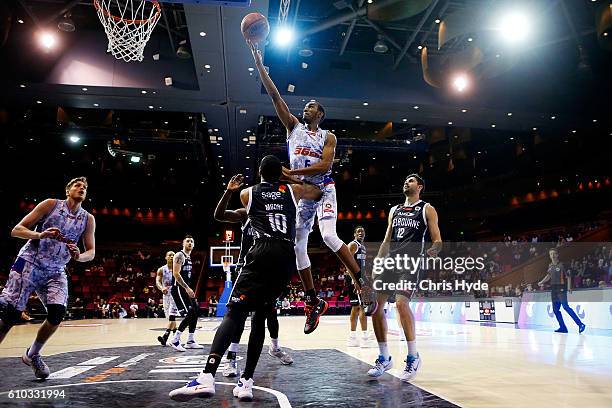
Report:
232,377,254,401
223,358,240,377
184,340,204,349
168,372,215,401
347,336,360,347
400,353,421,382
169,340,186,352
360,337,376,348
268,347,294,365
367,355,393,377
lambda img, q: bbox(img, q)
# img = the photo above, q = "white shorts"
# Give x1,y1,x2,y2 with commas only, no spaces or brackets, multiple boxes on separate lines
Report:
297,183,337,232
163,293,178,317
0,257,68,311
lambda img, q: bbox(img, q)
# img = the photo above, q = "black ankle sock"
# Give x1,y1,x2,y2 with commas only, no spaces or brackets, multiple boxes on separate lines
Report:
227,351,237,360
305,289,318,305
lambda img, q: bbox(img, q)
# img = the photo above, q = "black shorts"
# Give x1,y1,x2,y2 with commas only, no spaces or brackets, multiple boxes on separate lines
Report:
229,239,295,311
373,268,421,299
170,285,199,316
346,278,360,306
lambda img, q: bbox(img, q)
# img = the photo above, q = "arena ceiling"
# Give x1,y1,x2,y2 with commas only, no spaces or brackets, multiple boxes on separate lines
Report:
1,0,611,181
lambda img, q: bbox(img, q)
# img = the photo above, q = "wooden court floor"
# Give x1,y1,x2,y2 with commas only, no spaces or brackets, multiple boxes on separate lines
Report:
1,315,611,407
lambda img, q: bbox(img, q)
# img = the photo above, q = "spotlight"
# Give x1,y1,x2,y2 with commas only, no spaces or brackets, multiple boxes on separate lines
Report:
69,135,80,143
39,31,57,50
373,35,389,53
274,25,294,47
452,74,469,92
497,11,531,43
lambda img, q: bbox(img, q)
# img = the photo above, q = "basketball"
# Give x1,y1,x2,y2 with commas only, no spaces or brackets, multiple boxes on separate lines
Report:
241,13,269,44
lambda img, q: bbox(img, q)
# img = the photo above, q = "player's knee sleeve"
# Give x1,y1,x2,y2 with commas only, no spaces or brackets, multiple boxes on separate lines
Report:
0,303,22,327
319,219,343,252
169,315,176,321
295,228,311,270
46,304,66,326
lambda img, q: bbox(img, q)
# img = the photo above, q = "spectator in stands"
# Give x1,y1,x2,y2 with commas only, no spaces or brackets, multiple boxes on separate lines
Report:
129,302,139,318
73,298,84,320
146,298,157,318
281,298,292,316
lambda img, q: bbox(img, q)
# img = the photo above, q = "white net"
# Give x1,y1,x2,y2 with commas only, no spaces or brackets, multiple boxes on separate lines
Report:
94,0,161,62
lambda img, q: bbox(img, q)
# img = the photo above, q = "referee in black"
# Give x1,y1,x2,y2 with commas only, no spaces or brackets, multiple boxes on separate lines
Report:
170,155,322,402
538,248,586,334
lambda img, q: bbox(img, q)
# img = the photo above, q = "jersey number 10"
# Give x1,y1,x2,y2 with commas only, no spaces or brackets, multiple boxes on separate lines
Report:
268,213,288,234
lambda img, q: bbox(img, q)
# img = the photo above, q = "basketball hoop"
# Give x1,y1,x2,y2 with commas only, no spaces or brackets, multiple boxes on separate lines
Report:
221,255,233,273
93,0,161,62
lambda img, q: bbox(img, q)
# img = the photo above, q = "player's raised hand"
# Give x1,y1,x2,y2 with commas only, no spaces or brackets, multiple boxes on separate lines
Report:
39,227,61,240
227,174,245,191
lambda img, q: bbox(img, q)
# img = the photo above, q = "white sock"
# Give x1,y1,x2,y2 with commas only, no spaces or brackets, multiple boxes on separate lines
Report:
228,342,240,353
349,331,357,339
28,341,44,357
188,332,195,342
271,338,279,350
378,342,390,360
362,330,368,340
407,340,417,357
172,330,182,343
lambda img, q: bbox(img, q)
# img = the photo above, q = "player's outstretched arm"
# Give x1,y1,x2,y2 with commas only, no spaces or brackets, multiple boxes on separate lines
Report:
214,175,248,223
288,132,336,176
247,40,298,131
425,205,442,257
11,199,60,240
290,183,323,202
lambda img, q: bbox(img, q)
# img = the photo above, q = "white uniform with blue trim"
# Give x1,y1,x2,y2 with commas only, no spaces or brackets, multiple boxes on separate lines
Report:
161,265,178,317
287,122,337,232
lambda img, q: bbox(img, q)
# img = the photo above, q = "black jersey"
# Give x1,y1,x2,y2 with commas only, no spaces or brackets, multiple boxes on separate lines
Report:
351,239,367,272
390,200,430,252
247,182,297,242
236,218,255,268
172,250,194,287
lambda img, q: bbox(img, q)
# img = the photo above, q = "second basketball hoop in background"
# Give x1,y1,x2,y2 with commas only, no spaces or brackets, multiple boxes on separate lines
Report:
241,13,269,44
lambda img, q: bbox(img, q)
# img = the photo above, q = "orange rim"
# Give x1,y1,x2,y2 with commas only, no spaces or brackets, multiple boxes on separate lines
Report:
93,0,161,25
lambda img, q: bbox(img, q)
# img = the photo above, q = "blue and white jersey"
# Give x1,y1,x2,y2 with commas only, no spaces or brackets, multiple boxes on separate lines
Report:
287,122,333,187
161,265,173,288
17,199,89,272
